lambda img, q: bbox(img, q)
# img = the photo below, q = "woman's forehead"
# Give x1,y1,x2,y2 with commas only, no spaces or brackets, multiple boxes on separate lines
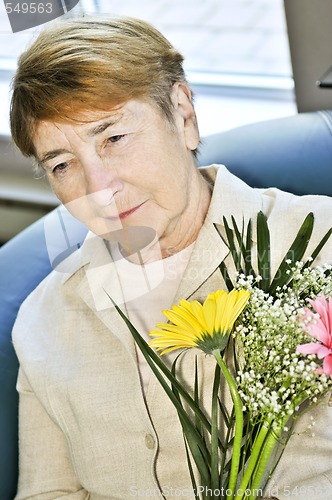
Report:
37,99,160,131
33,99,164,155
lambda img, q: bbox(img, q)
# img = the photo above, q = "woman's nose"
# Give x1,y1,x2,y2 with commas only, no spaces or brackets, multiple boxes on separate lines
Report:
83,160,122,207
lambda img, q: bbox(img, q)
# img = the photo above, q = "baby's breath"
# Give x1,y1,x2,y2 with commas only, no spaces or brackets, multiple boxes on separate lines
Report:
233,264,332,424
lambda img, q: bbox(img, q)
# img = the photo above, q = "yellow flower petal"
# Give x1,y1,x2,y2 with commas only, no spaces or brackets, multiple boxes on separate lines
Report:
222,290,250,331
188,300,209,332
171,304,204,335
203,294,217,335
150,328,201,343
149,289,250,355
151,344,191,355
214,290,229,331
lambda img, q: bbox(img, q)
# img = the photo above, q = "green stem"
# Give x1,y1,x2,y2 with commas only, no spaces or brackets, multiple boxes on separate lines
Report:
247,424,283,500
234,420,272,500
219,406,235,490
211,364,221,498
248,392,308,500
213,349,244,499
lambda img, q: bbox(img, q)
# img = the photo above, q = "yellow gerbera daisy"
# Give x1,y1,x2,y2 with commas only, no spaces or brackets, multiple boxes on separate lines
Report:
150,289,250,355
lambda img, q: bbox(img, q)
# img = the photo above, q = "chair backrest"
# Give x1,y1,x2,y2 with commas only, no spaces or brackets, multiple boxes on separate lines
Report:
1,110,332,498
198,109,332,196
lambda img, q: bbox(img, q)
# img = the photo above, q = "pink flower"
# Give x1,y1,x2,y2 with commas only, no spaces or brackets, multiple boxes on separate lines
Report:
297,295,332,376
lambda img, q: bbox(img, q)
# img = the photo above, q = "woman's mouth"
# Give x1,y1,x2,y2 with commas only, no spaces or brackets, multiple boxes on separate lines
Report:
107,201,146,221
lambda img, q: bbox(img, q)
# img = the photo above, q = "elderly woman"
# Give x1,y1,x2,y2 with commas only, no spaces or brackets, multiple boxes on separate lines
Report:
10,16,332,500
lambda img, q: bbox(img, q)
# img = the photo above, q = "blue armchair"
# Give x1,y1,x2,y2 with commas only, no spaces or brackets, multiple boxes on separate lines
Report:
1,110,332,499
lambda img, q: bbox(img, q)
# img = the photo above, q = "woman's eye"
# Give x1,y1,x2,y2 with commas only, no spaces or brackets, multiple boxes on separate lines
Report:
52,162,69,174
107,134,125,143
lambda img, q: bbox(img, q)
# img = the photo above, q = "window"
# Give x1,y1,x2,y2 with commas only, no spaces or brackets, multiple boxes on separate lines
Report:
0,0,295,137
0,0,292,82
95,0,293,90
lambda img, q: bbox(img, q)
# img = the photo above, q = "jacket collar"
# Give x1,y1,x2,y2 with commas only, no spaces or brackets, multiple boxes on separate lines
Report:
199,165,263,239
175,165,263,301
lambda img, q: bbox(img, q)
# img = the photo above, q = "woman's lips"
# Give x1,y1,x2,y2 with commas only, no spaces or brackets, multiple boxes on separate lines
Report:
106,201,146,221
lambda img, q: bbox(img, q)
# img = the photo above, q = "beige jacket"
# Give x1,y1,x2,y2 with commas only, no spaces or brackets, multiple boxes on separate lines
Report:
13,166,332,500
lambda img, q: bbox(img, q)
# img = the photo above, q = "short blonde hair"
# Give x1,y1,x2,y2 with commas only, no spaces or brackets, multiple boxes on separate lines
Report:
10,16,186,157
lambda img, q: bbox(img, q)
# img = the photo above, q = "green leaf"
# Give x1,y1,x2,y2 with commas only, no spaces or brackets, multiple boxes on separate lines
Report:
244,219,255,276
306,226,332,265
194,357,203,435
218,211,332,297
222,217,244,274
171,355,212,487
231,216,247,265
179,414,211,486
269,212,314,294
217,217,256,290
232,216,256,278
256,211,271,291
218,261,234,291
183,440,203,500
219,404,234,488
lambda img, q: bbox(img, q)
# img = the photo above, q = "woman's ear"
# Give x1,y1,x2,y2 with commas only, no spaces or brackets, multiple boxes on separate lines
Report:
171,82,200,151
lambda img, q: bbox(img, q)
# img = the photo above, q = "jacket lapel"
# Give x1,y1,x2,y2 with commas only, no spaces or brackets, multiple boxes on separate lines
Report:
72,233,138,361
175,213,229,301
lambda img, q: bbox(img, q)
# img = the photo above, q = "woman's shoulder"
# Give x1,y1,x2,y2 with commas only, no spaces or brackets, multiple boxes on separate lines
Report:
12,249,86,355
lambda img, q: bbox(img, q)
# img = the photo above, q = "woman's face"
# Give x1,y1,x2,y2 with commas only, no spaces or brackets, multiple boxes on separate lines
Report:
33,84,209,255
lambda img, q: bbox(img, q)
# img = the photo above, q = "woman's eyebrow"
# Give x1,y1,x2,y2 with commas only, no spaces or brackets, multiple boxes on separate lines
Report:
38,149,68,167
38,116,124,166
87,116,122,137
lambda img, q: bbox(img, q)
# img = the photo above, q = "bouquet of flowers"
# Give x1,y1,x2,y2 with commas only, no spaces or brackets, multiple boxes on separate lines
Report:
113,211,332,500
